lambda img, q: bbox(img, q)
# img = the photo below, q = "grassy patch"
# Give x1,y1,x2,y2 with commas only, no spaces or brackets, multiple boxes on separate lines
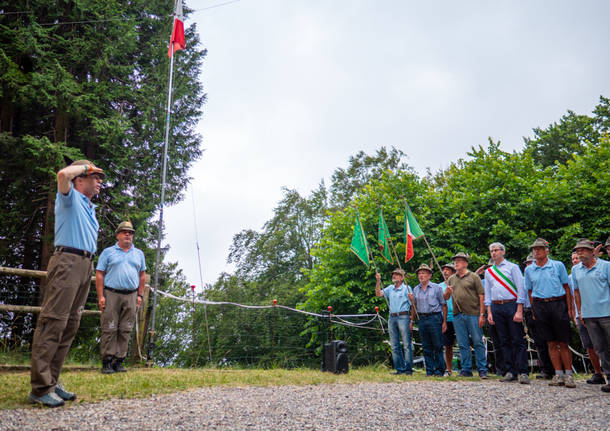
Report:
0,365,478,409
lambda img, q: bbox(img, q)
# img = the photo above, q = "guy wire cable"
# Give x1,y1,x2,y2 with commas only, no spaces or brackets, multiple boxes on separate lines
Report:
191,185,212,362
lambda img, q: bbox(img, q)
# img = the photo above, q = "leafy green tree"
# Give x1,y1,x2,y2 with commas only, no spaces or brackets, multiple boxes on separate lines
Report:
228,184,328,286
329,146,412,209
523,96,610,168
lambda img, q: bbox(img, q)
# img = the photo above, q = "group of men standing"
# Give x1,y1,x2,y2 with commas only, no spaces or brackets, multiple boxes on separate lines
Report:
377,237,610,393
28,160,147,407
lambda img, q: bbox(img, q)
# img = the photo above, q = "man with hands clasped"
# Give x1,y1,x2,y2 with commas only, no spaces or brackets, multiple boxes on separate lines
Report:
96,221,147,374
484,242,529,384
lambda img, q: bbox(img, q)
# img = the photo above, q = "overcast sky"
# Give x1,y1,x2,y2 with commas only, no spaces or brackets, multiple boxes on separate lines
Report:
163,0,610,290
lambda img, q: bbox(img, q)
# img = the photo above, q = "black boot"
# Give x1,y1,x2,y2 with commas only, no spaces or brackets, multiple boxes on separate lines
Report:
112,357,127,372
101,356,115,374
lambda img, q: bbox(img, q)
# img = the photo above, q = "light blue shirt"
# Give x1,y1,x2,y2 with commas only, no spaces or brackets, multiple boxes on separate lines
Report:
413,282,446,314
440,281,453,322
524,258,569,299
96,243,147,291
484,259,526,305
54,185,99,254
382,283,412,314
572,259,610,319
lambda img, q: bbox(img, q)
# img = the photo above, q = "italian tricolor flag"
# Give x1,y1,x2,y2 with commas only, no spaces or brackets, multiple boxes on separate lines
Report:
404,205,424,262
168,0,186,57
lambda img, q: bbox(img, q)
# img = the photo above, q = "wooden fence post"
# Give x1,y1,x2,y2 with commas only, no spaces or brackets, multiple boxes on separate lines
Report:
130,276,151,363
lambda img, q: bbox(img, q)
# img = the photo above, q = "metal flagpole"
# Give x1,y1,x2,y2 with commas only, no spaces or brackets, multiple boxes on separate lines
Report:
148,42,176,360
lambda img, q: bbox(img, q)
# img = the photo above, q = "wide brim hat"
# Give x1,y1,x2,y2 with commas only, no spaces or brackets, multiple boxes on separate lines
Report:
529,238,549,249
69,159,106,178
605,236,610,248
451,252,470,262
572,239,594,251
391,268,405,276
415,263,433,274
441,262,456,272
115,221,135,234
522,253,533,264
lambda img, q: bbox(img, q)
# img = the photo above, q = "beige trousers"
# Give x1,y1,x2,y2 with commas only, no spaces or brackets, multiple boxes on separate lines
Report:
100,289,137,359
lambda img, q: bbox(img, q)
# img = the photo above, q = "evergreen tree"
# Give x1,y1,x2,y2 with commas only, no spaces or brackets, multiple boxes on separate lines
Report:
0,0,206,350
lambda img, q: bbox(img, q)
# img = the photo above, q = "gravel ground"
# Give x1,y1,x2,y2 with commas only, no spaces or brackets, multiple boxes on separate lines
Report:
2,379,609,430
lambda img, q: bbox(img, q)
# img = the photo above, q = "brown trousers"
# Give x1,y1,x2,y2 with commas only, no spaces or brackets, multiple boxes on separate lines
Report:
30,251,93,396
100,289,137,359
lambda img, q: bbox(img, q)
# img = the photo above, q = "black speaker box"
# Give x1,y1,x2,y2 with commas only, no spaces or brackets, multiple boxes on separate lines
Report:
322,340,348,373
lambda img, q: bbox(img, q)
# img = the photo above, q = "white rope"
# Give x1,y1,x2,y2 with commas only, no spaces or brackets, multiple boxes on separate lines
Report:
329,319,381,331
154,288,380,319
151,288,383,320
333,314,381,327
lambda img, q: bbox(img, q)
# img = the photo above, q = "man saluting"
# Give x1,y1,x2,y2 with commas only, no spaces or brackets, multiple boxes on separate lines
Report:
29,160,105,407
376,268,416,375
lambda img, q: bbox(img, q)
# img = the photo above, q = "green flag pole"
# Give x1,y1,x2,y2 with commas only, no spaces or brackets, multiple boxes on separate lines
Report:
352,205,388,311
377,207,394,265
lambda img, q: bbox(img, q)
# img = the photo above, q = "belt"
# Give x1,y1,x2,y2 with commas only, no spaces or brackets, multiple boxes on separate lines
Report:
419,312,441,316
390,311,410,317
492,299,516,305
533,295,566,303
55,246,95,260
104,286,137,295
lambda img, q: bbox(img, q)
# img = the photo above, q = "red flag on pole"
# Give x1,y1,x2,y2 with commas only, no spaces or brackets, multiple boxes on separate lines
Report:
168,0,185,57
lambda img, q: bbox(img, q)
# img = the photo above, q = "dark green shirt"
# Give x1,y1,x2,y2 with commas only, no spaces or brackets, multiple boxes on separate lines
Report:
447,270,484,316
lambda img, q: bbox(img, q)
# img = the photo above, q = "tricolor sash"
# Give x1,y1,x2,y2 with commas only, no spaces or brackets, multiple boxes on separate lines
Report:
487,265,518,299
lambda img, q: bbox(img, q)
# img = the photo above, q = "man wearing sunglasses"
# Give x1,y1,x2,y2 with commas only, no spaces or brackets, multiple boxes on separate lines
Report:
96,221,147,374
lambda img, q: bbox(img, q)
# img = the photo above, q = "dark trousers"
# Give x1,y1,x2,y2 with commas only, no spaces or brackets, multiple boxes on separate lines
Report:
524,307,553,375
584,316,610,377
492,302,528,375
419,313,446,376
486,321,506,374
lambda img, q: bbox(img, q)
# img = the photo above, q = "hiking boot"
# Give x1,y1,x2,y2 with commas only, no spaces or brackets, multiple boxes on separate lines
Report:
478,370,488,380
536,371,553,380
458,371,473,377
564,374,576,388
101,356,115,374
518,374,530,385
112,357,127,372
586,374,606,385
548,374,565,386
500,372,516,382
601,384,610,393
28,392,65,408
54,383,76,401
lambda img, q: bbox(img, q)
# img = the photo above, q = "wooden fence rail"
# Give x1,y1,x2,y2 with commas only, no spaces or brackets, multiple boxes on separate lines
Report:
0,265,151,362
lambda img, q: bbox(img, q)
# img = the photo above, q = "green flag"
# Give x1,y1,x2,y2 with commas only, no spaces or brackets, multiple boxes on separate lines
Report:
404,204,424,262
405,205,424,238
350,213,370,267
378,209,393,264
